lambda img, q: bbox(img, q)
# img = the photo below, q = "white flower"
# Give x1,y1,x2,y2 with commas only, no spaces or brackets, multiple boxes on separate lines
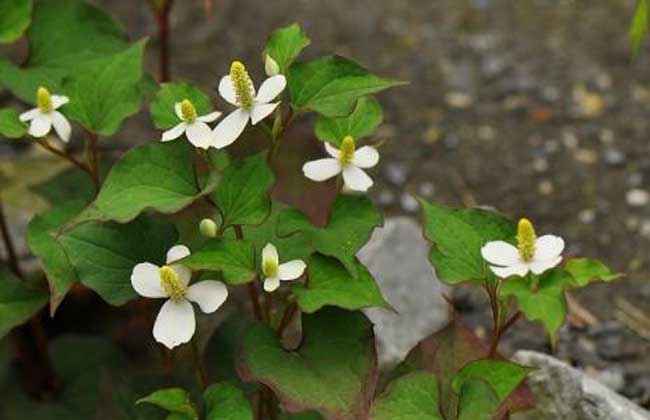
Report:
213,60,286,148
481,218,565,278
302,136,379,192
261,243,306,292
19,87,71,142
161,99,222,149
130,245,228,349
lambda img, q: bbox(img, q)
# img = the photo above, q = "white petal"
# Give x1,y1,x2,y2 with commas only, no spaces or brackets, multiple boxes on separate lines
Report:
185,280,228,313
185,121,215,149
530,256,562,275
212,109,250,148
28,114,52,138
167,245,191,263
264,277,281,292
255,75,287,104
153,299,195,349
262,243,279,266
50,95,69,109
489,263,529,278
481,241,520,266
131,262,167,298
324,142,341,158
197,111,222,123
278,260,306,281
250,102,279,125
169,264,192,287
342,165,373,192
352,146,379,168
534,235,565,261
303,158,342,182
19,108,40,122
218,75,238,105
174,102,184,120
50,111,71,142
161,122,187,142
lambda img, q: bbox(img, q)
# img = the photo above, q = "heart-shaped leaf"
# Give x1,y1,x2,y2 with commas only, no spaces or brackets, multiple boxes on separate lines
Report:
0,0,32,44
370,371,443,420
451,359,530,404
0,108,27,139
315,97,383,146
149,82,214,130
264,23,311,73
456,379,501,420
179,238,256,285
204,383,253,420
0,271,47,338
564,258,622,288
137,388,199,420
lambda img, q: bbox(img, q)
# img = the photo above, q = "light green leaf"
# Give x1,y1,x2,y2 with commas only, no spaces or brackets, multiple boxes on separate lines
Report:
63,39,146,136
0,108,26,139
314,97,383,146
179,239,256,285
264,23,311,73
293,254,389,313
150,82,214,130
239,308,377,420
451,359,530,403
204,383,253,420
420,200,516,285
456,379,500,420
0,0,32,44
631,0,650,56
277,195,381,278
564,258,622,288
213,152,274,227
0,271,47,338
370,371,443,420
288,55,403,117
137,388,198,420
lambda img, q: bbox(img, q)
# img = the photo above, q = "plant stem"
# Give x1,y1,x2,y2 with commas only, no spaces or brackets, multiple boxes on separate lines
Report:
85,132,101,193
276,302,298,338
36,139,97,188
233,225,264,322
190,339,208,390
0,200,22,278
488,310,522,358
148,0,174,82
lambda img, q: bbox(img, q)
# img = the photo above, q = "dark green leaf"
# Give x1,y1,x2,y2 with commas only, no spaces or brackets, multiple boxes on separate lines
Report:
0,271,47,338
204,383,253,420
180,239,256,285
314,97,383,146
0,108,26,139
456,379,500,420
370,371,443,420
0,0,32,43
138,388,198,420
564,258,622,288
451,359,530,403
150,82,214,130
264,23,311,73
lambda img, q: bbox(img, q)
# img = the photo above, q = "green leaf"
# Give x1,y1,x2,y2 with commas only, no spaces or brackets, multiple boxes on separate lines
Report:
27,200,86,315
451,359,530,403
564,258,622,288
238,308,377,420
631,0,650,56
58,216,178,305
204,383,253,420
0,271,47,338
314,97,383,146
264,23,311,73
150,82,214,130
213,152,274,227
278,195,381,278
0,108,26,139
420,200,516,285
75,141,217,224
179,239,256,285
456,379,500,420
63,39,146,136
137,388,198,420
293,254,389,313
370,371,443,420
288,55,403,117
500,270,570,343
0,0,32,44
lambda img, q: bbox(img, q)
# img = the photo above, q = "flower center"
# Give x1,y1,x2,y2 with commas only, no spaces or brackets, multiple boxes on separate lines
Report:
339,136,356,165
180,99,197,122
230,61,255,111
37,87,53,113
517,218,537,262
263,259,279,278
160,265,186,302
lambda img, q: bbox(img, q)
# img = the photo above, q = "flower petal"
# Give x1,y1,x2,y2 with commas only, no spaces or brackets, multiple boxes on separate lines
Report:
169,264,192,287
131,262,167,298
28,114,52,138
185,121,215,149
352,146,379,168
255,75,287,104
167,245,191,263
19,108,40,122
530,256,562,275
218,75,238,105
262,243,279,266
342,165,373,192
278,260,306,281
489,263,529,278
153,299,195,349
250,102,279,125
303,158,342,182
534,235,565,261
481,241,520,266
197,111,222,123
324,142,341,159
212,109,250,149
50,111,71,142
264,277,281,292
51,95,69,109
161,122,187,142
185,280,228,313
174,102,184,120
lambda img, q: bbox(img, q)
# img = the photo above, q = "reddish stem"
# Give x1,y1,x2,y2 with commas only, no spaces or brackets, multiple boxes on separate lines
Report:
276,303,298,338
149,0,175,82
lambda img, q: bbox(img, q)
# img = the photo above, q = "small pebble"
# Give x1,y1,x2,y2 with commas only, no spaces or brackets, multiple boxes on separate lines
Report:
445,92,474,109
562,131,580,149
377,190,396,207
626,189,650,207
400,192,419,213
418,182,435,197
574,148,598,165
602,148,625,167
538,180,554,195
578,209,596,224
384,162,409,186
532,158,549,173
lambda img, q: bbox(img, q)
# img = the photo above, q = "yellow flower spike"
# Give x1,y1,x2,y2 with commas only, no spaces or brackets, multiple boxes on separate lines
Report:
180,99,197,122
159,265,186,302
230,61,254,111
339,136,356,165
263,258,279,279
37,86,53,113
517,218,537,262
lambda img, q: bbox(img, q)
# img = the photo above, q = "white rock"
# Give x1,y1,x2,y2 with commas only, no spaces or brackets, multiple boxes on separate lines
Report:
626,189,650,207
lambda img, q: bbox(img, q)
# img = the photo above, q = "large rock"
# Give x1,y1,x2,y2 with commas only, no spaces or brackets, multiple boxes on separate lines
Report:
358,217,449,366
513,350,650,420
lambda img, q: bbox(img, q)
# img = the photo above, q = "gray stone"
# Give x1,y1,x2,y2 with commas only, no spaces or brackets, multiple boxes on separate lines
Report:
358,217,449,366
512,351,650,420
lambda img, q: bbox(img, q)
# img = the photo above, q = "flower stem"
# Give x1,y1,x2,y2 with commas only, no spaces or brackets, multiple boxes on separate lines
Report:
0,200,23,278
233,225,264,322
190,339,208,390
148,0,175,82
276,302,298,338
36,139,97,189
85,132,101,193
